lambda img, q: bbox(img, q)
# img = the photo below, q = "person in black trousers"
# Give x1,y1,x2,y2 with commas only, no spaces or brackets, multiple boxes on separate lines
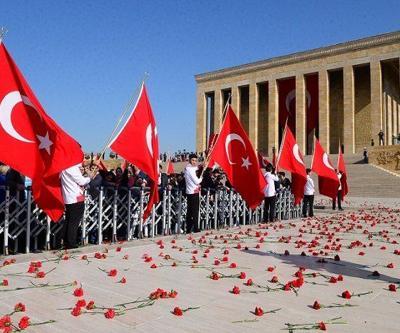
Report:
302,168,315,217
184,154,202,233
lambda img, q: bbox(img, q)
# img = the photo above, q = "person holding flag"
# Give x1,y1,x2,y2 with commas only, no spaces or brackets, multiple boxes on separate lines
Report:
206,105,266,212
184,153,202,233
0,37,84,227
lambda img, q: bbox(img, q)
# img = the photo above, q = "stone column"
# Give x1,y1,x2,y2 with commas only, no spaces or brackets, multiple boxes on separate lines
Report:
387,94,393,145
392,96,398,142
249,83,258,148
196,89,207,152
231,84,239,117
370,61,383,145
214,89,222,133
318,70,330,152
295,74,306,155
343,65,355,153
268,79,278,156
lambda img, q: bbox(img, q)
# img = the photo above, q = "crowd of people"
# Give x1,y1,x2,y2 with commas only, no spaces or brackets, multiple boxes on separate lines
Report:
0,151,346,251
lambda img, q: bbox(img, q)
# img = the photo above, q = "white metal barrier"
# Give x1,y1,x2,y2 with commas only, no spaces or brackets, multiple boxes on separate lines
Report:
0,186,300,255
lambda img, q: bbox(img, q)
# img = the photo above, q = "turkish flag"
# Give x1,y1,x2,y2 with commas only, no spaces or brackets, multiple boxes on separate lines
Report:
276,125,307,205
257,152,270,169
208,106,266,208
278,78,296,134
337,145,349,197
311,139,340,199
109,83,159,219
305,74,319,135
166,159,174,175
0,42,84,221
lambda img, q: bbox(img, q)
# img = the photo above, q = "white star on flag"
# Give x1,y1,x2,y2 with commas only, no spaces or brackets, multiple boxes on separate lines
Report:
241,156,252,170
36,132,53,155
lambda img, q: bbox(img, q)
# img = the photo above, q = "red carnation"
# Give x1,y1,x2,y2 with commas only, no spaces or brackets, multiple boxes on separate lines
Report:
116,247,122,252
312,300,321,310
173,307,183,316
271,276,279,283
35,271,45,278
254,306,264,316
73,287,84,297
104,309,115,319
245,279,253,286
319,321,327,330
14,303,26,312
71,306,81,317
231,286,240,294
337,274,344,281
267,266,274,272
86,301,95,310
108,269,117,277
18,316,30,330
76,299,86,308
119,277,126,284
329,277,337,283
239,272,246,279
388,284,397,292
387,263,394,268
1,279,8,286
342,290,352,299
229,263,237,268
150,263,157,269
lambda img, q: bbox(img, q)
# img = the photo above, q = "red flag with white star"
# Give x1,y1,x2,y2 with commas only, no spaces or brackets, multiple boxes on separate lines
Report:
0,42,84,221
109,83,159,220
208,106,266,208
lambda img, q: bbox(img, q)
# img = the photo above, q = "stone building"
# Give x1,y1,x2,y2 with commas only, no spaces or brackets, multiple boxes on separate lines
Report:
195,31,400,155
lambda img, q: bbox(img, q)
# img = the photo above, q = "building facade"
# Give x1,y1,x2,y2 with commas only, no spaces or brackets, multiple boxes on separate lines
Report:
195,31,400,155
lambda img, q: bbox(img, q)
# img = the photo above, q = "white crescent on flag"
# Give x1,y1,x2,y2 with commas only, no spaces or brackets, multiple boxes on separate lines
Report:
292,144,304,165
0,91,36,143
322,153,334,170
225,133,246,165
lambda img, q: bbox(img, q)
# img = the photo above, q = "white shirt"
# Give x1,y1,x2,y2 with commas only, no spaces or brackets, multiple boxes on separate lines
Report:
337,172,342,191
264,172,279,197
184,164,202,195
61,164,91,204
304,175,315,195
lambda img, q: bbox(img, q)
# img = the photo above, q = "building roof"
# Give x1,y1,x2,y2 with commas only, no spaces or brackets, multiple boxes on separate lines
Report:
195,30,400,83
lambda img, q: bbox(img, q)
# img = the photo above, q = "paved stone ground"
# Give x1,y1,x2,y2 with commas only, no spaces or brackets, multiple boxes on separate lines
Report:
0,198,399,332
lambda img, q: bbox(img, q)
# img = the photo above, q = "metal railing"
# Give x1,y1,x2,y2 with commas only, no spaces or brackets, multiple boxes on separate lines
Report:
0,186,301,255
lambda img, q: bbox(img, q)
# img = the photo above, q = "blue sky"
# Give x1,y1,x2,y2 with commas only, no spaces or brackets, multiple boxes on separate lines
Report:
1,1,399,154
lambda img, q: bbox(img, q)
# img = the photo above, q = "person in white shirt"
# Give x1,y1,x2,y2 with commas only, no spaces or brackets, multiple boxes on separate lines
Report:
332,170,343,211
302,168,315,217
263,164,279,222
60,163,91,249
184,154,202,233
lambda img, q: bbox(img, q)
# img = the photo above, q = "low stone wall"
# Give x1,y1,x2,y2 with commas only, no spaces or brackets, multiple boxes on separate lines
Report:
369,145,400,174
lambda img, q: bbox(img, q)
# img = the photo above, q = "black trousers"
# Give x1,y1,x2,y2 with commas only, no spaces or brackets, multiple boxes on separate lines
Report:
332,190,343,210
186,193,200,233
302,195,314,217
264,196,276,222
62,202,85,248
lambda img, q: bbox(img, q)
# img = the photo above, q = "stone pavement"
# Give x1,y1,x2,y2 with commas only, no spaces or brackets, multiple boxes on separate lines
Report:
0,200,399,332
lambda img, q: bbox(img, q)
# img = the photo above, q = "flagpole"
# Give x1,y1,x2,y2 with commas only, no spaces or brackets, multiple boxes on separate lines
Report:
0,27,8,43
310,135,317,170
98,72,150,158
275,118,288,172
200,94,231,176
